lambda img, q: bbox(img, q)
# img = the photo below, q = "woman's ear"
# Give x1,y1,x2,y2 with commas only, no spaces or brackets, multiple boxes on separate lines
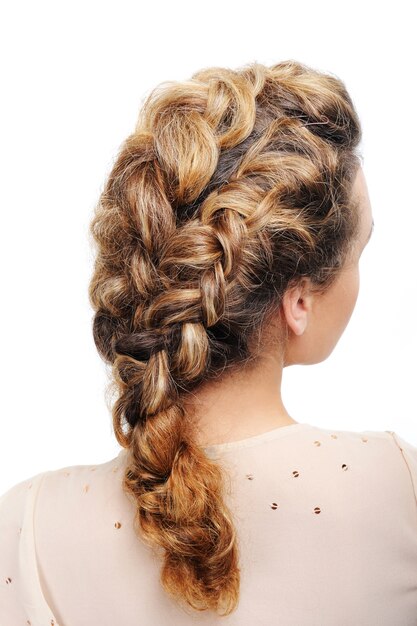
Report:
282,279,313,336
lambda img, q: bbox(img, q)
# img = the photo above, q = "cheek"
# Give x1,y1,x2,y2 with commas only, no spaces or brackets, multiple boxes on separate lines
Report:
316,267,360,361
307,267,360,362
339,265,360,327
321,266,360,337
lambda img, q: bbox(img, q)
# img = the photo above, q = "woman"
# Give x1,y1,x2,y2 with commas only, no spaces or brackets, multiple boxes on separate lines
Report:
1,59,416,626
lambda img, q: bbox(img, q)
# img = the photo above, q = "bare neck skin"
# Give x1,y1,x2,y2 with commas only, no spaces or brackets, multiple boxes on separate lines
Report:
187,347,295,447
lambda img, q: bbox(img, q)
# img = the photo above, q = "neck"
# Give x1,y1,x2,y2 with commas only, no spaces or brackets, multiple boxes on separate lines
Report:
184,353,296,447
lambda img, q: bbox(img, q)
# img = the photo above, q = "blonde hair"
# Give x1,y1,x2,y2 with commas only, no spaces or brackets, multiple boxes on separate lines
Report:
88,59,362,616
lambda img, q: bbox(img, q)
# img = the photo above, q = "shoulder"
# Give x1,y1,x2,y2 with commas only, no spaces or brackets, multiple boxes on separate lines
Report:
38,450,126,503
335,426,417,461
0,450,125,520
384,429,417,457
302,425,417,486
383,430,417,494
313,425,417,462
309,424,417,451
30,450,128,534
0,469,49,525
322,426,417,506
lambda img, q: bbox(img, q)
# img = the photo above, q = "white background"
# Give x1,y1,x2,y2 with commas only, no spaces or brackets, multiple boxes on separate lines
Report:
0,0,415,493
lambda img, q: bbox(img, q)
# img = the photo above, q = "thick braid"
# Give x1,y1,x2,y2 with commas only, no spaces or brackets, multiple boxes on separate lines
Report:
88,59,363,616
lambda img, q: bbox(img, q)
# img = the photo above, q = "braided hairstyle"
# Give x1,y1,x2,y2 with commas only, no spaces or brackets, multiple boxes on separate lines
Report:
88,59,362,616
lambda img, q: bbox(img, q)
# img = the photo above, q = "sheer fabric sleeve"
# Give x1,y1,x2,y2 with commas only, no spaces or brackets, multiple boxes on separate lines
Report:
0,471,59,625
386,430,417,521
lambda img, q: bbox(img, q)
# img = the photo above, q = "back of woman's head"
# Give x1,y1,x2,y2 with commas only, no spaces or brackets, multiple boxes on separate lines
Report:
88,59,362,616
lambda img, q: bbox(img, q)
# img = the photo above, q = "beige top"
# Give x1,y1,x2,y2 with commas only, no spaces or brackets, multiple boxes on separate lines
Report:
1,422,417,626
